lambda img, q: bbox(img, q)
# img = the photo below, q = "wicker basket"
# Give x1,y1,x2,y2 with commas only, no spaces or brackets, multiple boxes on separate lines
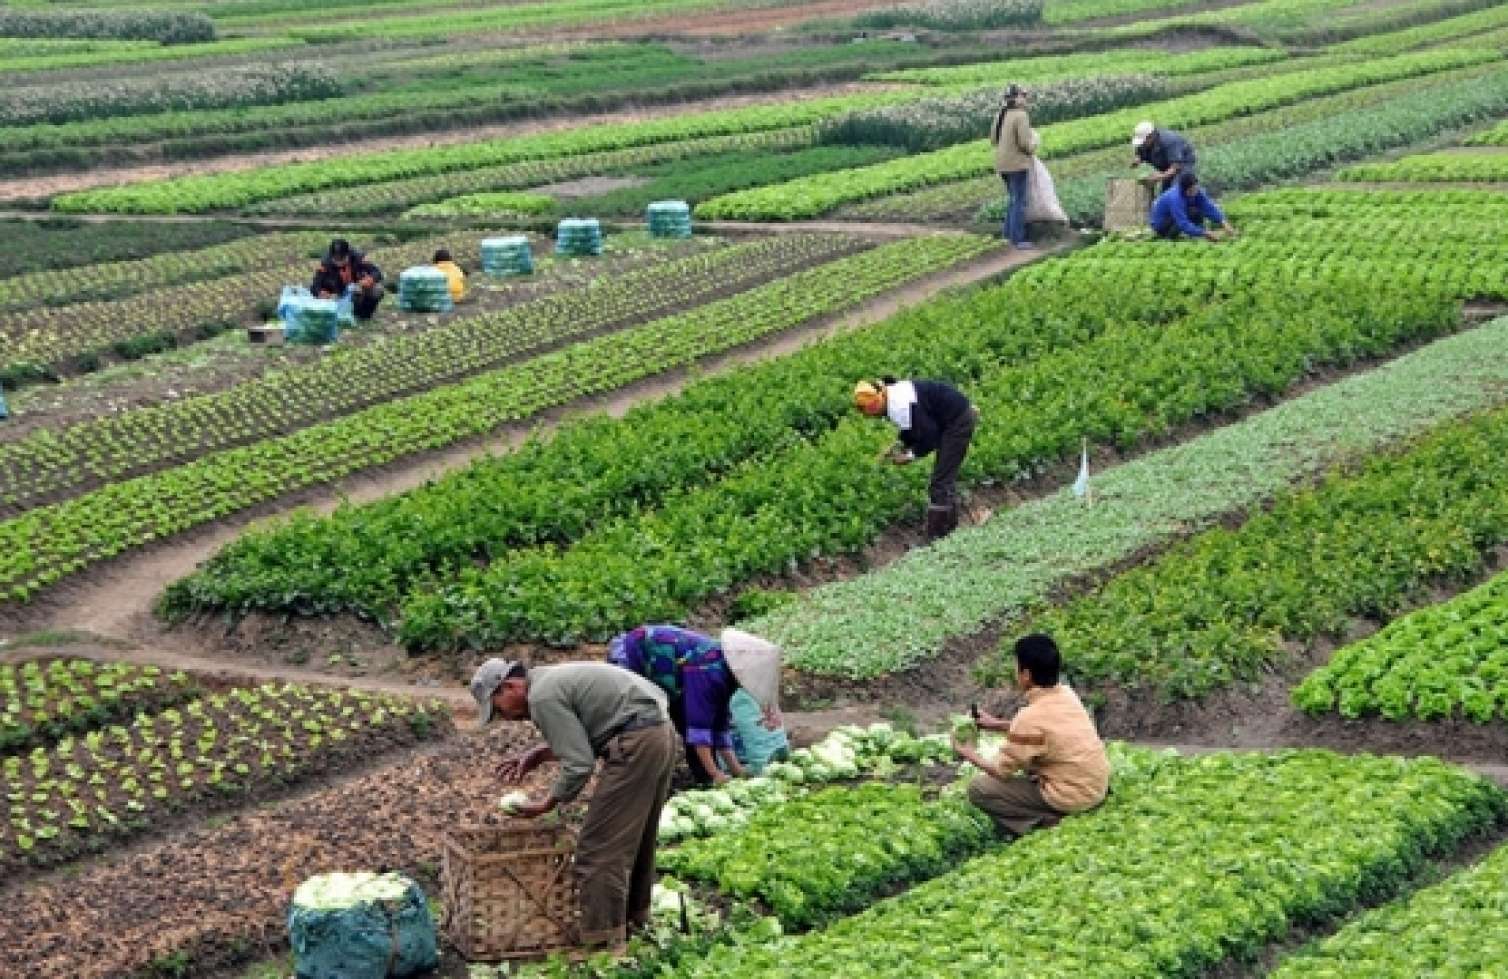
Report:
442,822,579,961
1104,178,1154,231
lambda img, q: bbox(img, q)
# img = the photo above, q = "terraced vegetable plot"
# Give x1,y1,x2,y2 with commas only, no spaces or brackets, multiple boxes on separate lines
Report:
0,233,993,606
670,749,1506,976
1340,148,1508,182
2,659,199,753
1,678,450,875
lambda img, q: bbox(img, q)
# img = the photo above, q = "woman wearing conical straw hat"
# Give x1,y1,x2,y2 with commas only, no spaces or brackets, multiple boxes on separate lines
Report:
854,376,978,541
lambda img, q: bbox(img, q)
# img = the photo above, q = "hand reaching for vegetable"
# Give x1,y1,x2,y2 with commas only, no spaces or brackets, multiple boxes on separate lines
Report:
496,746,545,783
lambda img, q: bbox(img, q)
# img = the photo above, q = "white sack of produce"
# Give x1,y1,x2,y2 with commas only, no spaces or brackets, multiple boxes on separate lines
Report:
1025,158,1069,224
288,871,439,979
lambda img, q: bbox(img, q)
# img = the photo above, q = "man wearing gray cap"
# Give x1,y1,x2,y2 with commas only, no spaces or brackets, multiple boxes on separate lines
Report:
470,658,675,949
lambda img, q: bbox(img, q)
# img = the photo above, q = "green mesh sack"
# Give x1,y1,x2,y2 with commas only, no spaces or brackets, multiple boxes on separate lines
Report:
288,872,439,979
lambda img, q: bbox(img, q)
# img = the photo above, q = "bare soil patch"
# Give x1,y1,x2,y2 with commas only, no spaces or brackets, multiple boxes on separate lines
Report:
533,174,651,197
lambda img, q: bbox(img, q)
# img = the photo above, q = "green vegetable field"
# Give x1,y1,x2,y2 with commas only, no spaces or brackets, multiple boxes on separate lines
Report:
4,0,1508,975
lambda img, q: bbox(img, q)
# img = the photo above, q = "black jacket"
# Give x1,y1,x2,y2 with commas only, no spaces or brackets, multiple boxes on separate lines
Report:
310,250,382,297
896,380,971,457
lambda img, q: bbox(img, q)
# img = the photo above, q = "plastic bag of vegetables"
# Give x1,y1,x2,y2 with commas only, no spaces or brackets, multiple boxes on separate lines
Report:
287,871,439,979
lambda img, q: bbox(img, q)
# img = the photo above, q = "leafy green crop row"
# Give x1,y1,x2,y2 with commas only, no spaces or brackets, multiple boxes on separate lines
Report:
1224,185,1508,219
250,129,813,218
661,783,994,929
2,659,199,755
852,0,1043,30
695,48,1493,219
820,74,1165,153
1331,0,1508,53
0,234,990,606
754,312,1508,679
0,234,860,512
51,93,906,214
1,683,449,874
0,217,256,280
0,62,339,129
1294,569,1508,722
669,750,1505,977
406,145,900,218
1272,839,1508,977
1340,149,1508,182
393,206,1496,652
865,45,1284,86
0,230,326,313
0,8,214,44
0,37,301,75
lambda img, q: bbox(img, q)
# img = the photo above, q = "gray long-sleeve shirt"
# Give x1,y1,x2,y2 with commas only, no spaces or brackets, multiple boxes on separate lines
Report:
528,663,668,803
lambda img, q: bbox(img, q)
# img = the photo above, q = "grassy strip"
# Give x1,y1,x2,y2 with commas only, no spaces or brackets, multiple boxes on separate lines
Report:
695,48,1492,220
1272,841,1508,977
0,37,301,75
756,311,1508,678
0,235,991,606
670,750,1506,977
1294,569,1508,721
0,235,858,512
51,93,912,214
660,783,995,930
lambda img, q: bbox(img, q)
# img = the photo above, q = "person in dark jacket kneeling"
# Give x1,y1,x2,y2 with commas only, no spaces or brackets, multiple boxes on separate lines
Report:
311,238,384,320
854,376,979,540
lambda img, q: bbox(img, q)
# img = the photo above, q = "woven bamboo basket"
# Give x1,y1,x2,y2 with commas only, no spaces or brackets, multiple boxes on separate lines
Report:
1104,178,1154,231
442,823,579,961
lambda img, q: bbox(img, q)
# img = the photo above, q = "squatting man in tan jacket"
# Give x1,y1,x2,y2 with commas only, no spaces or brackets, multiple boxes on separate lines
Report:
954,633,1111,837
471,658,676,950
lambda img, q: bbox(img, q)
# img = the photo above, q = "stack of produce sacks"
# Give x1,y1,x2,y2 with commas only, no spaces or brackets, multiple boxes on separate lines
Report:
397,265,454,313
646,200,693,239
480,235,534,276
555,218,604,257
287,871,438,979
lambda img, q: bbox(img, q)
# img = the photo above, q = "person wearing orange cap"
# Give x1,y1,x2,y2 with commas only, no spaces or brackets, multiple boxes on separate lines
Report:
854,376,978,541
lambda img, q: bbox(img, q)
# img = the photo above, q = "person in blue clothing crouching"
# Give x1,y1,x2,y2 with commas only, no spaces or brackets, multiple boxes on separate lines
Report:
1149,171,1238,243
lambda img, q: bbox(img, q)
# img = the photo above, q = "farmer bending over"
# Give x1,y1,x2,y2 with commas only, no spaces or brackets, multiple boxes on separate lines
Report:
311,237,384,319
854,376,979,541
607,625,784,785
473,659,675,950
1131,120,1197,194
954,634,1109,838
1150,172,1237,242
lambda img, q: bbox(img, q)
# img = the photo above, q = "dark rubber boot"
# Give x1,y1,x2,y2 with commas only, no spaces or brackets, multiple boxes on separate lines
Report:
925,504,958,542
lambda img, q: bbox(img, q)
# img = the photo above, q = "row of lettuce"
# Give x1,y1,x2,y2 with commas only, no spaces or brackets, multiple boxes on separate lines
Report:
650,747,1508,977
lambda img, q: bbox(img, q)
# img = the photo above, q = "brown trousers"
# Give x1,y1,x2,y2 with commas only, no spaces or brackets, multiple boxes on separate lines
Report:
575,723,676,946
967,772,1062,838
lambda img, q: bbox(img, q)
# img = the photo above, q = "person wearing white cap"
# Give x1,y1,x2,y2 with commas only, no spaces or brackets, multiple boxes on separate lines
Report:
471,658,675,949
607,624,784,785
1130,120,1197,195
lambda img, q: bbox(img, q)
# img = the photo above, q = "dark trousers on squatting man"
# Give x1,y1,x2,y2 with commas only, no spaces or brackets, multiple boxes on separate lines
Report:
926,405,978,537
573,722,676,945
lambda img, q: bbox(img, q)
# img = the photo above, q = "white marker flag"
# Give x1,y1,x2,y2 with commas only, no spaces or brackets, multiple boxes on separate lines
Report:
1071,439,1090,500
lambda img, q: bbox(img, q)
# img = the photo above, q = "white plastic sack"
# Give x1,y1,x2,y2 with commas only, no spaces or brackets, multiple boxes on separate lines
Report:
1025,157,1067,224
